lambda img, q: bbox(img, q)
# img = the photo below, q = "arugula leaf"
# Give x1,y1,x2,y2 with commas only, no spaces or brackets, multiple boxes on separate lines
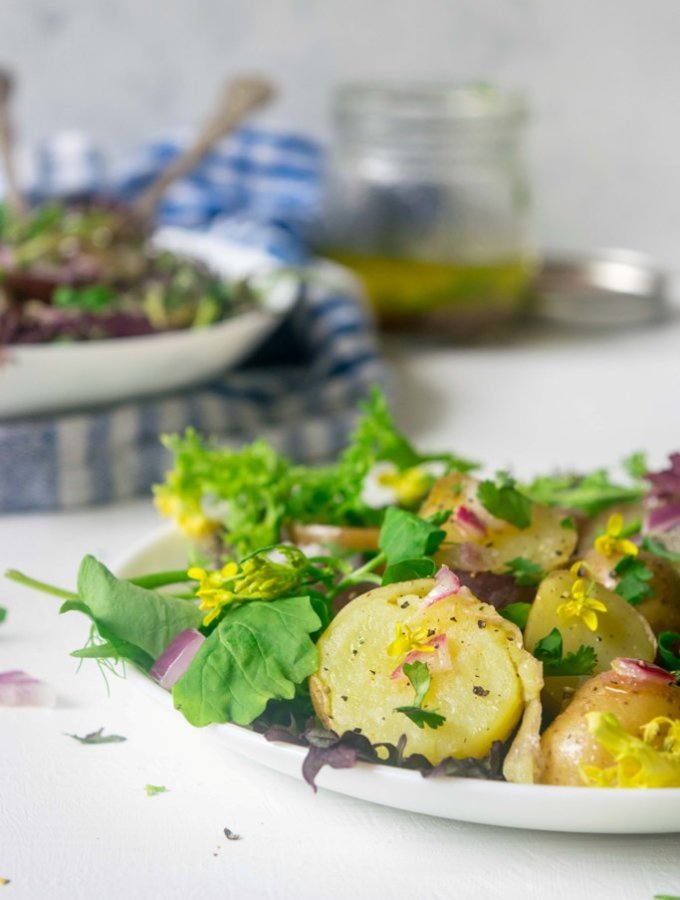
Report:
172,596,320,727
640,536,680,564
657,632,680,671
613,555,655,605
522,469,644,516
72,556,202,665
533,628,597,676
378,508,447,565
394,660,446,730
477,474,531,529
381,558,436,585
504,557,544,586
66,727,127,745
500,602,531,630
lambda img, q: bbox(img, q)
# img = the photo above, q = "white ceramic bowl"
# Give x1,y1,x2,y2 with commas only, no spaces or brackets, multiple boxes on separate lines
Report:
0,229,295,419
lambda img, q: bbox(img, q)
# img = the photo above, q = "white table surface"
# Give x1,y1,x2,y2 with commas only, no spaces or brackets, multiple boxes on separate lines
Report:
3,322,680,900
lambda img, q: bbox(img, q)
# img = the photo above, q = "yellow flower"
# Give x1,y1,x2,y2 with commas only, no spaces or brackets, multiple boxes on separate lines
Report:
189,561,240,626
556,576,608,632
154,489,218,539
361,462,438,509
594,514,638,559
387,622,436,658
580,712,680,788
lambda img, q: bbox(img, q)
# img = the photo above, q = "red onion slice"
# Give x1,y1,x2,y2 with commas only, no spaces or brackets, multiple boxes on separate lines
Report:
0,670,56,707
423,565,460,607
150,629,205,690
456,505,486,535
611,657,677,685
646,503,680,533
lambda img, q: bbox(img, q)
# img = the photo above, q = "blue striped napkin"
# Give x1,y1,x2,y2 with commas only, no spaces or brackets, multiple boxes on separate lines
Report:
0,129,386,512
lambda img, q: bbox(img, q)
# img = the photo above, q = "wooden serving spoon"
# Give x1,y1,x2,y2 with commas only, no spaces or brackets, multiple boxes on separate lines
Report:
0,68,28,218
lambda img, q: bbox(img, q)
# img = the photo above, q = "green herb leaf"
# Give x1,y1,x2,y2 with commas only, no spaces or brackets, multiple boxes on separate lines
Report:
504,557,544,586
378,508,447,565
65,727,127,745
622,451,648,479
657,632,680,671
381,558,437,585
172,596,320,727
394,706,447,730
500,602,532,630
640,536,680,564
74,556,203,665
560,516,576,530
477,474,532,529
145,784,168,796
0,606,6,624
533,628,597,676
613,555,655,605
522,469,644,517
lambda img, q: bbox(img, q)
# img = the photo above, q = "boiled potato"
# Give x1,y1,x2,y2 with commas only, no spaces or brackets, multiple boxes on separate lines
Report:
524,571,656,717
583,547,680,636
540,663,680,786
310,578,542,776
421,473,577,575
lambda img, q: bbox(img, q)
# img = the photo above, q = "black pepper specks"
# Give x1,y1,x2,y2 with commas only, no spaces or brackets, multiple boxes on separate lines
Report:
473,686,490,697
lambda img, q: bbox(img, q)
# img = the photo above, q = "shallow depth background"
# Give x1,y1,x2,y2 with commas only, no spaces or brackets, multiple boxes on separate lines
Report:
2,0,679,270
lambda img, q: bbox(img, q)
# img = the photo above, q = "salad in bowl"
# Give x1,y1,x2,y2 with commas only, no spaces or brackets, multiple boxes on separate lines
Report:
8,391,680,791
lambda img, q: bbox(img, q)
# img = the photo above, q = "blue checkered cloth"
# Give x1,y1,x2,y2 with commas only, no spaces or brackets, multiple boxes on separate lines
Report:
0,129,386,512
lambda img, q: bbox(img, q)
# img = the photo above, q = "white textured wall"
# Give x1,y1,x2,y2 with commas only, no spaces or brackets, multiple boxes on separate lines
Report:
2,0,679,268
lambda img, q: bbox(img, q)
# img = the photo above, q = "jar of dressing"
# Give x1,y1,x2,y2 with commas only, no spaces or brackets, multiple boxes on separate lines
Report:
320,82,534,338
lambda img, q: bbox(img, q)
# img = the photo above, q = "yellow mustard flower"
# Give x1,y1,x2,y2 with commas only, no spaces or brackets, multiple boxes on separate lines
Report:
188,562,240,626
387,622,436,658
361,462,438,509
594,513,638,559
556,573,607,632
580,712,680,788
155,490,218,539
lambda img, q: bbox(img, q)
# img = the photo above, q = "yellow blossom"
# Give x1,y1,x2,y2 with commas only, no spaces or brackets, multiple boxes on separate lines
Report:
387,622,436,658
154,489,218,539
580,712,680,788
594,514,638,559
378,466,432,507
556,577,608,632
189,562,240,626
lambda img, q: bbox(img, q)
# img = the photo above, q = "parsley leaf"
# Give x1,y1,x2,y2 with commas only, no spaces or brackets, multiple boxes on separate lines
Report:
522,469,644,516
640,536,680,564
533,628,597,676
504,557,544,587
500,602,532,630
394,660,447,730
381,558,437,585
613,556,655,605
657,632,680,671
378,508,447,565
477,474,531,529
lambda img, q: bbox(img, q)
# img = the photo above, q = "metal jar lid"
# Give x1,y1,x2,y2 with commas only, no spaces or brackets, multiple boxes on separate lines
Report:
531,249,669,328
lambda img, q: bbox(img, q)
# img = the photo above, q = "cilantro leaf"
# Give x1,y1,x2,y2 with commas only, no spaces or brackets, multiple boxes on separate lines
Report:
533,628,597,676
394,706,447,730
522,469,644,516
500,602,531,630
65,727,127,745
378,507,447,565
381,558,436,585
477,474,531,529
657,632,680,671
640,536,680,564
172,596,321,727
613,555,655,605
504,557,544,586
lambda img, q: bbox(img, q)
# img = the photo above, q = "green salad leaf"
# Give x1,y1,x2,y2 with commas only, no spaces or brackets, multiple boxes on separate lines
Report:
640,536,680,564
0,606,6,624
500,602,532,630
477,474,532,529
381,558,437,585
394,660,446,730
378,507,447,565
172,596,321,727
657,632,680,671
504,557,544,586
522,468,644,516
613,555,655,605
533,628,597,676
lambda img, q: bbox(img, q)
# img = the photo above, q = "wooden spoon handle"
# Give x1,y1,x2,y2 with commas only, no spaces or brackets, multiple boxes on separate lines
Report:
132,75,275,223
0,69,28,218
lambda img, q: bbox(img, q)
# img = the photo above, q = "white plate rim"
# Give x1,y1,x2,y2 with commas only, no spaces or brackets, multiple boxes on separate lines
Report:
113,525,680,834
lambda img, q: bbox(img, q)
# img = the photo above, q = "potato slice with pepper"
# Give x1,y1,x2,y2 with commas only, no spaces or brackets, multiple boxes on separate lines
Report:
310,578,542,776
421,473,576,575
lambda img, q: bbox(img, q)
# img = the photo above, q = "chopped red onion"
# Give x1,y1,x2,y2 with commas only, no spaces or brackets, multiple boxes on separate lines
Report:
456,505,486,535
150,629,205,690
611,657,677,685
391,634,452,679
0,670,56,707
646,503,680,533
423,565,460,607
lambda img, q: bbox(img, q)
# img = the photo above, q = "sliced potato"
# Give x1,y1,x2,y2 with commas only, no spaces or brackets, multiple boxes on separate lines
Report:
540,665,680,786
524,571,656,716
310,578,542,775
421,473,577,575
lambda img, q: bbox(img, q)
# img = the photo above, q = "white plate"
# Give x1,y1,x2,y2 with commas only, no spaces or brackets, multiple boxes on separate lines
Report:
115,526,680,834
0,229,295,419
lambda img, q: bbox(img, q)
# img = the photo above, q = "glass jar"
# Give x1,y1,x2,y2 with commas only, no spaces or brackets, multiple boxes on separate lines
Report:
320,82,534,339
